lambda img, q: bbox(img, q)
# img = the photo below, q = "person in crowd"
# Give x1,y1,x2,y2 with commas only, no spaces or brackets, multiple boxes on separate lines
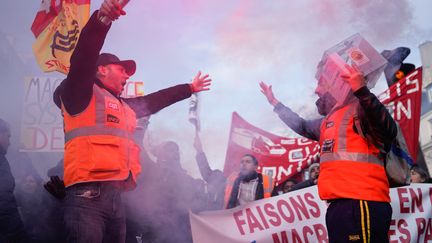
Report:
260,63,397,242
290,163,320,192
0,118,30,242
225,154,274,209
15,172,63,243
410,164,431,183
194,133,227,210
282,179,297,193
126,140,205,243
194,133,274,209
46,0,212,242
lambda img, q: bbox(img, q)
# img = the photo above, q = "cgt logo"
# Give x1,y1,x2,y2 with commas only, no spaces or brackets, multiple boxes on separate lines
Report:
107,101,120,111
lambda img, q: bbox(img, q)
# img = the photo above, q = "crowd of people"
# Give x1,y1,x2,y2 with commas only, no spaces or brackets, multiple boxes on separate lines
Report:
0,115,330,243
1,0,432,243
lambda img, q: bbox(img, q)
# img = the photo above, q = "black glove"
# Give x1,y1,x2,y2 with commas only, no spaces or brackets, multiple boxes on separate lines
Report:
44,176,66,200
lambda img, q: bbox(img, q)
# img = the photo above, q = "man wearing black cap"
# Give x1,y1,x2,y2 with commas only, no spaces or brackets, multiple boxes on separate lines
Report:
50,0,211,242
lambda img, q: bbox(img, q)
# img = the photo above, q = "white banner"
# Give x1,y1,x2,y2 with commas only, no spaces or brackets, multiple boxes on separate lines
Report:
190,184,432,243
21,77,64,152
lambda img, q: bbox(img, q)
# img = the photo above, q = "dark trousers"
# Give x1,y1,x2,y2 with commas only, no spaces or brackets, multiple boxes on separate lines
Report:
326,199,392,243
0,208,29,243
63,182,126,243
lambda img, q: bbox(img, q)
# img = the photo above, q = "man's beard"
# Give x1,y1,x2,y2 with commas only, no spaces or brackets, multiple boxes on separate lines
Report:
315,92,337,116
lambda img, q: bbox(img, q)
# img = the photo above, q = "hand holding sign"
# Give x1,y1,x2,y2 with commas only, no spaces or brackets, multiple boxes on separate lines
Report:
341,64,367,92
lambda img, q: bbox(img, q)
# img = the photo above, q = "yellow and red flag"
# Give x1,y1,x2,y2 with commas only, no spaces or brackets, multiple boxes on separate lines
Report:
31,0,90,74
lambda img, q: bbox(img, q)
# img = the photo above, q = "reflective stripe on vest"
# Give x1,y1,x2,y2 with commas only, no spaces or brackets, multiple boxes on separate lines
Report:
61,84,140,189
320,152,383,166
64,86,135,143
65,125,134,143
322,101,383,166
318,100,389,202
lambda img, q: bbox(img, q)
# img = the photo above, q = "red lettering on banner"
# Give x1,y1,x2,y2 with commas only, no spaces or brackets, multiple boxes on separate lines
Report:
277,199,295,223
290,195,310,221
398,219,411,243
409,188,424,213
233,210,246,235
416,218,431,242
389,219,396,242
264,203,282,227
429,188,432,205
305,192,321,218
272,229,302,243
223,112,320,185
397,188,423,213
245,208,264,233
303,225,314,243
50,127,63,150
377,68,422,161
292,229,302,243
272,225,328,243
389,219,411,243
313,224,328,243
425,219,432,243
272,231,288,243
255,206,270,229
415,218,432,243
398,188,410,213
29,127,48,150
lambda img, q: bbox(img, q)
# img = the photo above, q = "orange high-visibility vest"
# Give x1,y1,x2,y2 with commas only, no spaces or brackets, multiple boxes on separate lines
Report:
317,101,390,202
61,85,141,190
224,173,274,208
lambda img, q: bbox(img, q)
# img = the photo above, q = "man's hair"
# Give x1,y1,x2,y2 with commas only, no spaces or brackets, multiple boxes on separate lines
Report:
243,154,259,166
0,118,10,133
284,178,297,185
411,164,429,181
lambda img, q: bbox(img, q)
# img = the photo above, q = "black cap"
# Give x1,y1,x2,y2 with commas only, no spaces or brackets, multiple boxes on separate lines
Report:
96,53,136,76
399,63,416,76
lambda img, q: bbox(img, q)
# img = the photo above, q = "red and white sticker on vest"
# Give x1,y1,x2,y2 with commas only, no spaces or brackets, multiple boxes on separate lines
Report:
106,100,120,111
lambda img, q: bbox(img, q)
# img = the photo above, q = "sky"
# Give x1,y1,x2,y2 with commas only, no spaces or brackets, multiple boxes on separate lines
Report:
1,0,431,178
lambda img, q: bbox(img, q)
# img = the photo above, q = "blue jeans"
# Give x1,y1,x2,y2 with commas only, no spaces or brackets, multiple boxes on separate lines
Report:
63,182,126,243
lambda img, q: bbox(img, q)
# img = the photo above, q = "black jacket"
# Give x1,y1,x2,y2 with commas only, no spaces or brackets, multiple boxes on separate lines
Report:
0,146,18,212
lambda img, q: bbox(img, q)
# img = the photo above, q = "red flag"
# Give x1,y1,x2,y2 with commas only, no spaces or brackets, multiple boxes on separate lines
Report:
223,112,320,185
31,0,63,38
378,67,423,161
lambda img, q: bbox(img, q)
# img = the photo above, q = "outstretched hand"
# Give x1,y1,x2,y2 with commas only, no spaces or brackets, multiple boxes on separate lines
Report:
98,0,126,22
191,71,212,93
340,64,366,92
259,81,279,106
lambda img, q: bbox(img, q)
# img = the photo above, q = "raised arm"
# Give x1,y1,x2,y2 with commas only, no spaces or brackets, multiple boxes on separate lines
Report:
124,71,212,118
341,64,397,150
193,132,213,182
260,81,322,141
55,0,125,114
